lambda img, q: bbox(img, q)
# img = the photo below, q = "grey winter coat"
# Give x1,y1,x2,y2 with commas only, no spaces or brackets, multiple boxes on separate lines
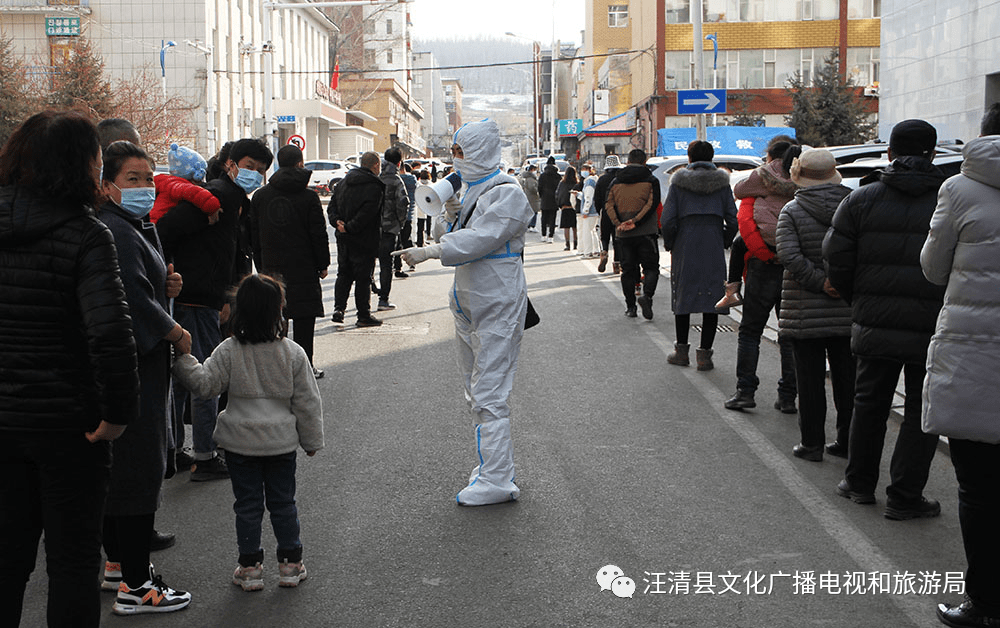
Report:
520,171,540,212
921,136,1000,443
775,184,853,340
661,162,738,315
379,161,408,235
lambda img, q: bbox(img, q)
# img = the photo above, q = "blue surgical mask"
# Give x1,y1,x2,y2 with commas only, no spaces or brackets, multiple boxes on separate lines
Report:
234,168,263,194
113,184,155,219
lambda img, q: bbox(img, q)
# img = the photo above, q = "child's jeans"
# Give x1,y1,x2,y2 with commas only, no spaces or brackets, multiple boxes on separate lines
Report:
227,451,302,566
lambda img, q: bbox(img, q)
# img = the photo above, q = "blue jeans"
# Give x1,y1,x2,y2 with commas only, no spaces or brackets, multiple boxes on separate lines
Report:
735,258,796,399
226,451,302,566
172,303,221,455
0,432,112,627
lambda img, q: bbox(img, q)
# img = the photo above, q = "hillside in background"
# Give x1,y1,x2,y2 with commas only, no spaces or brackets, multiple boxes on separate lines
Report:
413,37,533,94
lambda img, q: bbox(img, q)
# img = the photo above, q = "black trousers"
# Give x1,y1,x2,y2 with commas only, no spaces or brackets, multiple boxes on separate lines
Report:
394,220,413,272
291,317,316,364
416,217,429,246
333,238,376,316
617,234,659,309
103,513,155,589
950,438,1000,616
675,313,719,349
540,209,557,238
844,356,939,502
599,209,618,258
377,231,397,299
0,432,112,627
791,336,855,448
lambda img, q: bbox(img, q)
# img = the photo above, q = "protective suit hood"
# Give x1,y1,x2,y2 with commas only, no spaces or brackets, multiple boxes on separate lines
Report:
453,119,502,184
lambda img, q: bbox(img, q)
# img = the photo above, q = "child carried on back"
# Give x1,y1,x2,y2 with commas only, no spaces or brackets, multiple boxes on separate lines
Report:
151,143,221,224
171,273,324,591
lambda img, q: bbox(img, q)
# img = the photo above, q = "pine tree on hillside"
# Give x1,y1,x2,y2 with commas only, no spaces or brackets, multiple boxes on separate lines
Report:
0,35,40,145
47,38,115,119
784,51,877,146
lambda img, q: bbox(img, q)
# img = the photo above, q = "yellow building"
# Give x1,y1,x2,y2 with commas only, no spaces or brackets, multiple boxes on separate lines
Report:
584,1,880,153
583,2,634,126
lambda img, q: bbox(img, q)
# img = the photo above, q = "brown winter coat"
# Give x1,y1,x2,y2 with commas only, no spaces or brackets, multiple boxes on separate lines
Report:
605,164,658,238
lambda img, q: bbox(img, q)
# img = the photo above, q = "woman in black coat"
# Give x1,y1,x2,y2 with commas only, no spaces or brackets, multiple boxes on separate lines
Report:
0,111,139,627
97,141,192,614
556,166,579,250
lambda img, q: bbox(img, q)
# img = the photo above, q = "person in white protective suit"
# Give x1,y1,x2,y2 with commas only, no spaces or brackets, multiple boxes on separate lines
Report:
394,119,534,506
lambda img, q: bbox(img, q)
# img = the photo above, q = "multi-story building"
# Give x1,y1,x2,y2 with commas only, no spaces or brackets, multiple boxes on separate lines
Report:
442,77,462,136
880,0,1000,142
0,0,376,161
623,0,880,152
582,2,632,127
411,50,449,157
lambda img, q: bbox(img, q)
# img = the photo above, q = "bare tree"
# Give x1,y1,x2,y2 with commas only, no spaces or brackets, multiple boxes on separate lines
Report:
111,68,198,164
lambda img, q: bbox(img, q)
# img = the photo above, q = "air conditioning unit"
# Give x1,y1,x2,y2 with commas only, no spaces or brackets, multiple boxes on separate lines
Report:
864,86,879,98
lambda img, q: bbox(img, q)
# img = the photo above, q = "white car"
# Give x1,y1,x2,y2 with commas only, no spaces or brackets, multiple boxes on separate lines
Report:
304,160,352,195
648,154,763,200
836,153,964,190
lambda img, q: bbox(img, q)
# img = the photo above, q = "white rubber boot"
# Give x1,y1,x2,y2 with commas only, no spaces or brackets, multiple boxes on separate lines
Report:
457,419,519,506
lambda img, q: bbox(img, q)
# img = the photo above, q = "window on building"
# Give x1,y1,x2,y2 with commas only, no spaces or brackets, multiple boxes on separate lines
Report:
800,0,813,20
800,48,815,85
846,47,879,86
847,0,881,18
387,49,393,64
608,5,628,27
364,49,376,67
665,0,690,24
364,19,375,35
387,19,393,34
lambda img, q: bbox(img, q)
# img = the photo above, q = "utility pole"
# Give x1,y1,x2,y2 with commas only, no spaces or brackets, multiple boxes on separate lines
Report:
692,0,706,141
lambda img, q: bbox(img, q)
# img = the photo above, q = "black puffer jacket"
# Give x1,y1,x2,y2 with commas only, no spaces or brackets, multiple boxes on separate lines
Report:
0,185,139,432
823,157,948,362
537,164,561,212
776,183,853,339
251,167,330,318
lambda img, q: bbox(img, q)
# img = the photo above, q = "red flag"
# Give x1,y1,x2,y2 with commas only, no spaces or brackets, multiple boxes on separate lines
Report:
331,63,339,90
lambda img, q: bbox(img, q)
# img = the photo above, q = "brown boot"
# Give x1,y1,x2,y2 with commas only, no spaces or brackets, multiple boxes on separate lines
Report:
696,348,714,371
667,342,690,366
715,281,743,309
597,251,609,273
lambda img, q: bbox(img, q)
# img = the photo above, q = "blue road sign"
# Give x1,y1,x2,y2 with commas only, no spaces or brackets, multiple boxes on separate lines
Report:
677,89,727,115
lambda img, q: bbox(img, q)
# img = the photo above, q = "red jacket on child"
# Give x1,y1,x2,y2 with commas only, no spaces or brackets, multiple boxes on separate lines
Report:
151,174,221,224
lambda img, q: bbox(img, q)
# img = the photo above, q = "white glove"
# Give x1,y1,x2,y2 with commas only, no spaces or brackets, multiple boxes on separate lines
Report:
393,243,442,266
443,196,461,224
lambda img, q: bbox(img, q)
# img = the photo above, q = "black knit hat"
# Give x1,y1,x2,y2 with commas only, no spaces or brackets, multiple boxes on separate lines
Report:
546,156,555,165
889,119,937,158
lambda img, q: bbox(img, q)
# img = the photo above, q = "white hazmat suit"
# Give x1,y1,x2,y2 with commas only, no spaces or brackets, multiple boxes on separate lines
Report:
397,119,533,505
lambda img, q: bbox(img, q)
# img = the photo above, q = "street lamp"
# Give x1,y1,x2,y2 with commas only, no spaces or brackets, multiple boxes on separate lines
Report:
159,40,176,100
705,33,719,126
185,39,217,156
505,32,540,156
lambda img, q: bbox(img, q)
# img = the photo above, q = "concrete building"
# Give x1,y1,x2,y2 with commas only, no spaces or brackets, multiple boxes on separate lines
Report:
442,77,462,136
0,0,375,162
880,0,1000,142
411,50,449,157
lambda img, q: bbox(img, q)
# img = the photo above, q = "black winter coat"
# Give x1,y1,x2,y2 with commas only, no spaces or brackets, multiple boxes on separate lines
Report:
328,166,385,256
823,157,948,363
594,168,619,214
156,175,249,310
0,185,139,432
537,164,561,212
251,167,330,318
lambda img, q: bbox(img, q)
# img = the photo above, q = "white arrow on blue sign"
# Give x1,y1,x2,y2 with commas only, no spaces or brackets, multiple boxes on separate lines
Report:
677,89,727,115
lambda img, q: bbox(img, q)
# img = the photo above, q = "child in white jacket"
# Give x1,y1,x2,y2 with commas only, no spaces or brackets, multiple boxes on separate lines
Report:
172,273,324,591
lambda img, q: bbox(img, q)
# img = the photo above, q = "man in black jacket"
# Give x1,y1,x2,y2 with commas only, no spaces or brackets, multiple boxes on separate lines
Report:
328,151,385,327
823,119,947,520
376,147,409,310
251,145,330,378
157,137,273,481
594,154,621,272
536,156,561,242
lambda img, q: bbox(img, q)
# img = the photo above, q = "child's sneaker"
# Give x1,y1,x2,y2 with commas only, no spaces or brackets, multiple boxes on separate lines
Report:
233,562,264,592
101,561,122,592
278,559,307,587
111,566,191,615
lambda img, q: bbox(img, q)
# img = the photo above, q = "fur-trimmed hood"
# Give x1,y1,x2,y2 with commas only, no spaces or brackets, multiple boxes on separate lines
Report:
670,162,732,195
